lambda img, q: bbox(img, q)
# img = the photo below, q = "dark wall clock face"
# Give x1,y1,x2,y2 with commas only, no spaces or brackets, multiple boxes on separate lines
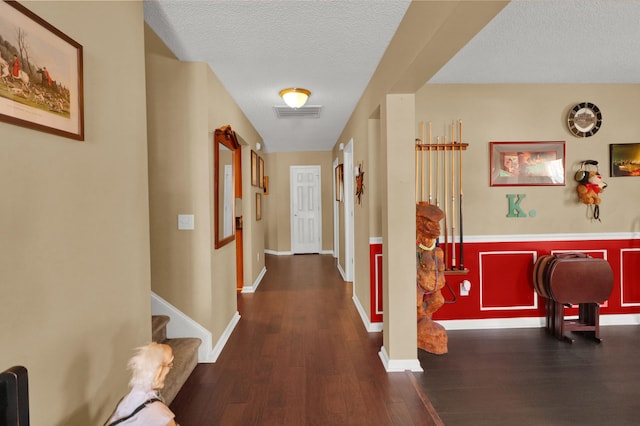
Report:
567,102,602,137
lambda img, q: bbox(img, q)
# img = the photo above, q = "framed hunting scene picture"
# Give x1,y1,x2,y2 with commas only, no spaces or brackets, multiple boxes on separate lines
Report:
0,1,84,140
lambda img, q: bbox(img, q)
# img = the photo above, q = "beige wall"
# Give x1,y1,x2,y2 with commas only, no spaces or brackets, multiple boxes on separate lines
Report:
0,2,150,424
334,1,507,363
336,0,639,367
381,94,418,359
243,146,267,282
368,116,382,239
416,84,640,235
263,151,334,253
145,25,263,345
146,33,215,328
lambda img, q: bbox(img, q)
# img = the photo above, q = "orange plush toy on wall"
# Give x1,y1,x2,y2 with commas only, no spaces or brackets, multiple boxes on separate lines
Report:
575,160,607,220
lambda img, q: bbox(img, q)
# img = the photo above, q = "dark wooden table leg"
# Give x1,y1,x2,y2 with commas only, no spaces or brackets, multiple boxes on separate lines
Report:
545,298,554,335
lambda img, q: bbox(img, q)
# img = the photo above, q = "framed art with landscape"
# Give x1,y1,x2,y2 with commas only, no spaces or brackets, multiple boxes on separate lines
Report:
609,143,640,177
0,1,84,140
490,141,565,186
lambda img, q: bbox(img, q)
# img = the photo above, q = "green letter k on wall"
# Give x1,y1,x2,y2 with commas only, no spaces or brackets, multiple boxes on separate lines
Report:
506,194,527,218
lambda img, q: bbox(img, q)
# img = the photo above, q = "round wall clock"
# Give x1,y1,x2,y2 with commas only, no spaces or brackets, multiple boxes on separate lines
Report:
567,102,602,137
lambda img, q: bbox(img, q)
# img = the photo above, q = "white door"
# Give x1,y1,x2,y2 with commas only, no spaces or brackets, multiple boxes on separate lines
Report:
291,165,322,254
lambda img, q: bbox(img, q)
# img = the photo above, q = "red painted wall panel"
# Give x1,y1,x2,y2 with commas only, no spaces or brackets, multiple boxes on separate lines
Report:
369,243,383,323
480,251,537,309
621,249,640,306
432,238,640,321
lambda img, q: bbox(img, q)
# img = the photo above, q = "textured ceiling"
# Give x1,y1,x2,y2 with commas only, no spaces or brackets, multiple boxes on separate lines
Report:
430,0,640,84
143,0,411,153
144,0,640,153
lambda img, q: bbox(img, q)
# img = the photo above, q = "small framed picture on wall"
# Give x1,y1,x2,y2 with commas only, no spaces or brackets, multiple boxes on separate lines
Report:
610,143,640,177
256,193,262,220
259,157,265,189
489,141,565,186
251,150,258,186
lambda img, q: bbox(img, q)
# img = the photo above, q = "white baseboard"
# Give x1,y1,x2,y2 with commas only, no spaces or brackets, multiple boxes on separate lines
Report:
378,346,423,372
464,231,640,243
242,266,267,293
599,314,640,325
209,311,240,363
264,249,333,256
151,292,240,363
264,249,292,256
337,262,346,281
438,313,640,330
352,293,383,332
439,317,545,330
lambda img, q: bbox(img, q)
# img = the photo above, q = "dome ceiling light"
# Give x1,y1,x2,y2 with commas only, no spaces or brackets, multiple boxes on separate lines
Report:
279,88,311,109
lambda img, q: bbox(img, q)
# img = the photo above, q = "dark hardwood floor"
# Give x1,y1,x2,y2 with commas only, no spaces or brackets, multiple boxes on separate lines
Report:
170,254,441,425
416,326,640,426
171,254,640,425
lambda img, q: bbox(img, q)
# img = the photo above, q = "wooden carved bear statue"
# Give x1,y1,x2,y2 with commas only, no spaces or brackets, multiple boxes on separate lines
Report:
416,202,448,355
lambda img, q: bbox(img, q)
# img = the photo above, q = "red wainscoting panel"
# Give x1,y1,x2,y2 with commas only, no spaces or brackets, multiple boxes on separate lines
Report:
621,248,640,306
432,237,640,321
479,251,537,311
369,242,383,323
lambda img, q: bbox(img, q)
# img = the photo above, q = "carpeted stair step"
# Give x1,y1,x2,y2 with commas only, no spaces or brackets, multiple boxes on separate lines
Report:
162,337,201,405
152,315,170,343
151,315,201,405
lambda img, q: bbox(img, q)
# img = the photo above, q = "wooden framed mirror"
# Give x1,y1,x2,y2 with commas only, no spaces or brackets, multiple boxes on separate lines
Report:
214,125,239,249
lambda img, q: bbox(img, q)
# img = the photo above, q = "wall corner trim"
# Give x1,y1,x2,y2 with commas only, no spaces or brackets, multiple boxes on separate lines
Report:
378,346,423,372
242,266,267,293
151,292,234,363
353,294,383,332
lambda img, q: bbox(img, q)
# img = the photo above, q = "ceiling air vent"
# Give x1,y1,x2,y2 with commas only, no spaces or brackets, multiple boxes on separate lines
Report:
273,105,322,118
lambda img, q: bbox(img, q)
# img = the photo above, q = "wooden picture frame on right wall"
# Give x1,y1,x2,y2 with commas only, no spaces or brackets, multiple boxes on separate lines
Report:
251,150,258,186
256,193,262,221
259,157,265,189
610,143,640,177
0,1,84,140
489,141,565,186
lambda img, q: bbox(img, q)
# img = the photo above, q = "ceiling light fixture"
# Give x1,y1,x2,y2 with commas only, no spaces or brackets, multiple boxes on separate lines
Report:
279,88,311,109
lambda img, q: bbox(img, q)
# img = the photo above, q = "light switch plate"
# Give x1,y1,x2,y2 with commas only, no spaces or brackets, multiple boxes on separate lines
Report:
178,214,194,230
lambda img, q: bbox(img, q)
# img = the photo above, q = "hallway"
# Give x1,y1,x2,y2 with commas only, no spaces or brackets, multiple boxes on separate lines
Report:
169,253,640,425
169,254,441,425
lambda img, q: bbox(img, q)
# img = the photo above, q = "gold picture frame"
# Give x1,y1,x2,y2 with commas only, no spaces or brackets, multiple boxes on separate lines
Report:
259,156,264,189
251,150,258,186
256,192,262,221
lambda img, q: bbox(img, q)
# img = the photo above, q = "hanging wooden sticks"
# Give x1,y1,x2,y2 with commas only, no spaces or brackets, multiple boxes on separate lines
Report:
458,120,464,270
428,122,433,205
415,119,467,271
